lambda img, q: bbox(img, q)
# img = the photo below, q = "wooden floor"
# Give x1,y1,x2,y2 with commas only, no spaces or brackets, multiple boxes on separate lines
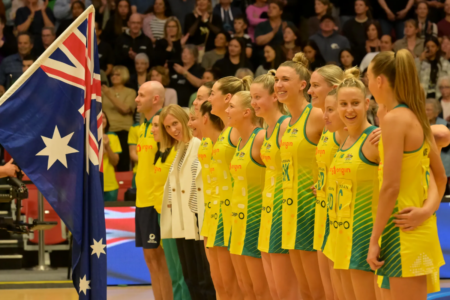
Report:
0,286,155,300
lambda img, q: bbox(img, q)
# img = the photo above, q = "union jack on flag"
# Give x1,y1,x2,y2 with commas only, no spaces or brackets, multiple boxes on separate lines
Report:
0,6,106,299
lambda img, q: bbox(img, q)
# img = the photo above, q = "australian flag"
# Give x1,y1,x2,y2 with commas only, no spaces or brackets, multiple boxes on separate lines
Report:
0,6,106,299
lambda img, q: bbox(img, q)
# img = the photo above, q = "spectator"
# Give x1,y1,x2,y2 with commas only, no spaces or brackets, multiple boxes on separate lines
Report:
56,0,85,37
281,23,301,60
308,0,339,37
0,32,34,94
53,0,91,22
309,15,350,64
0,15,17,65
22,53,35,73
114,13,153,75
184,0,223,53
169,44,204,107
95,20,114,76
213,0,242,33
153,16,189,67
342,0,372,64
102,111,121,202
364,21,382,54
427,0,445,24
377,0,414,38
101,65,137,171
142,0,172,43
127,53,150,93
129,0,152,14
201,31,229,70
359,34,393,72
339,48,355,70
34,26,55,56
303,39,326,71
442,35,450,61
438,76,450,120
393,19,424,57
438,0,450,38
235,67,254,78
15,0,55,45
416,36,450,99
245,0,268,42
416,1,438,39
213,37,253,77
188,69,218,106
255,44,285,76
101,0,131,46
231,16,253,58
150,65,178,106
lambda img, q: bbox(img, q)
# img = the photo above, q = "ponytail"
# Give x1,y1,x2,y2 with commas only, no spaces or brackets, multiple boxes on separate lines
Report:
217,75,253,95
336,66,367,97
200,101,224,131
279,52,311,99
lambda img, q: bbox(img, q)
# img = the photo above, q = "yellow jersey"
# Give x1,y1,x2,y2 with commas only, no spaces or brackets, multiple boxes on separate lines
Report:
207,127,236,248
198,138,214,237
229,128,265,257
103,132,122,192
149,148,177,213
128,122,140,173
258,115,289,254
280,103,318,251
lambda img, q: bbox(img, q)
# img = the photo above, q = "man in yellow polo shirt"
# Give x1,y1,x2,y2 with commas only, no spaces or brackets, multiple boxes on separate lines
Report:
127,122,140,189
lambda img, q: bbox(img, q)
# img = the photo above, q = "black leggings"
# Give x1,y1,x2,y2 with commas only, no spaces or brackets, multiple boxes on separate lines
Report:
113,130,131,172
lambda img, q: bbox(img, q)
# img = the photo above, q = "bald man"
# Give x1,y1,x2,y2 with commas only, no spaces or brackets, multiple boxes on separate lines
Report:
114,13,153,75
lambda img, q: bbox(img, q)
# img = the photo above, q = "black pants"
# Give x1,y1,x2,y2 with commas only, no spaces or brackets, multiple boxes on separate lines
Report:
175,238,216,300
114,130,131,172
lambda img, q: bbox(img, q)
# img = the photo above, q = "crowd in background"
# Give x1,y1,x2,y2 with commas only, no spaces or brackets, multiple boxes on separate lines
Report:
1,0,450,197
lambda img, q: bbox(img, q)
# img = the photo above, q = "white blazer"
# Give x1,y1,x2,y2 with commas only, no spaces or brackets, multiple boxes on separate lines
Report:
161,137,205,240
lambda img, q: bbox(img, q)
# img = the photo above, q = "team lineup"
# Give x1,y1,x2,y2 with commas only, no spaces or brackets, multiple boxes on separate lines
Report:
133,48,446,300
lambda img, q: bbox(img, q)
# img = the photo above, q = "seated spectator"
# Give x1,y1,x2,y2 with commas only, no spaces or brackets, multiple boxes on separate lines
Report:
303,39,326,71
153,17,188,67
231,16,253,58
127,53,150,93
439,76,450,120
101,0,131,46
416,1,438,39
56,1,85,37
377,0,414,39
438,0,450,38
150,65,178,106
342,0,371,65
213,0,242,33
101,65,137,171
102,111,121,202
281,23,301,60
184,0,223,53
442,35,450,61
22,53,35,73
359,34,393,72
95,20,114,76
15,0,55,46
364,21,382,55
246,0,268,42
201,31,229,70
169,44,204,107
34,26,55,56
393,19,424,58
339,49,354,70
213,37,253,77
114,13,153,75
0,15,17,65
142,0,172,43
255,44,285,76
416,36,450,99
308,0,339,37
235,67,254,79
0,32,34,94
53,0,91,23
309,15,350,64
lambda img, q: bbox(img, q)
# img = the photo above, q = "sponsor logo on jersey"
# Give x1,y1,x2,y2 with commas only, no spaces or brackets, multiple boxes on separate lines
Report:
316,149,325,156
423,148,428,156
345,154,353,161
230,164,242,171
266,143,272,150
202,141,209,147
323,136,329,143
330,166,351,176
212,149,220,155
261,154,271,161
147,233,158,244
198,153,207,160
239,152,245,158
281,141,293,149
292,128,298,135
154,166,162,173
137,144,153,152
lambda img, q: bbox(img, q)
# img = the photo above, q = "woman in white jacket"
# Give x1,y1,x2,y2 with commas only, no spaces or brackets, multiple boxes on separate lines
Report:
159,104,214,300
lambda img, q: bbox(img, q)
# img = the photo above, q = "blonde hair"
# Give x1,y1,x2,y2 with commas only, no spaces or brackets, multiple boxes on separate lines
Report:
189,105,196,116
426,98,441,115
371,49,432,142
315,64,344,87
336,67,366,96
279,52,311,98
234,91,263,126
112,65,130,84
164,17,182,40
253,70,288,114
404,19,421,38
194,0,212,14
159,104,193,151
149,66,170,86
217,75,253,95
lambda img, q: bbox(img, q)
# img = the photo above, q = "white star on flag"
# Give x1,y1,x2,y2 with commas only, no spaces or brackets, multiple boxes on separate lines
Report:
91,238,106,258
36,126,79,170
79,274,91,295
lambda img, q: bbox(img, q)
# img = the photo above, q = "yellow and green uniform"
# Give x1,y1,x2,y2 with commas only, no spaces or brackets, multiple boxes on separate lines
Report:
136,117,158,208
206,127,236,248
323,161,338,261
377,105,444,281
229,128,265,257
258,116,289,254
150,148,177,213
198,138,214,237
128,122,140,189
314,129,340,251
104,132,122,201
280,103,318,251
329,126,379,271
